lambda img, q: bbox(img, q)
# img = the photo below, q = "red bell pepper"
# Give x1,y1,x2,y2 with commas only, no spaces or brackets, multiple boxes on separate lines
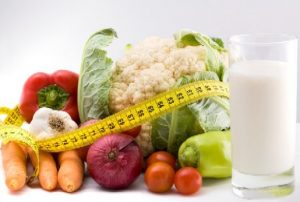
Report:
19,70,79,123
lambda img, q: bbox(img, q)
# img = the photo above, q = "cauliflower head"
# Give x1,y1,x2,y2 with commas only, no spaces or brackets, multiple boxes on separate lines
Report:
109,37,208,156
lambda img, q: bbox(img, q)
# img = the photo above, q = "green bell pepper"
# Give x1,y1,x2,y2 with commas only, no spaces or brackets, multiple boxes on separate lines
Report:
178,131,231,178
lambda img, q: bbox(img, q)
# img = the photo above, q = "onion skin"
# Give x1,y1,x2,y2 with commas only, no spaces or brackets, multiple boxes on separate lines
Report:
87,134,143,189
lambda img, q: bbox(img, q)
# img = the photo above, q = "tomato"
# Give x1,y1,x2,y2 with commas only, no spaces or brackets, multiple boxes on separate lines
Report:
144,162,175,193
124,126,141,138
146,151,176,169
174,167,202,195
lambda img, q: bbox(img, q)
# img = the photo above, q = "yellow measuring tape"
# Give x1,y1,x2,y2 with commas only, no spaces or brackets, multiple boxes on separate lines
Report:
0,80,229,181
0,106,39,183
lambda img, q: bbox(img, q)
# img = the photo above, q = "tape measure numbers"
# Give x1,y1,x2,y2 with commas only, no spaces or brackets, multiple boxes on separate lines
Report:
1,80,229,152
38,80,229,152
0,106,25,127
0,80,229,180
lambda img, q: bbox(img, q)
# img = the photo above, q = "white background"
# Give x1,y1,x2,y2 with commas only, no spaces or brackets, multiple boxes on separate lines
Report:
0,1,300,202
0,0,300,119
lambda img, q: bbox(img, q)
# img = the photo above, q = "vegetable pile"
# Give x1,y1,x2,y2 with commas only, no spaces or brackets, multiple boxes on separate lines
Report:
78,29,230,157
1,28,231,196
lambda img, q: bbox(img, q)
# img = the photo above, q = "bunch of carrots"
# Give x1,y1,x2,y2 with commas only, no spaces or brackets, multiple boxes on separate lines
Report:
2,142,88,192
1,70,89,192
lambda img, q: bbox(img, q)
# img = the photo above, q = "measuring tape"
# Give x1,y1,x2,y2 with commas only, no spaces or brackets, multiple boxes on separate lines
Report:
0,80,229,180
0,106,39,183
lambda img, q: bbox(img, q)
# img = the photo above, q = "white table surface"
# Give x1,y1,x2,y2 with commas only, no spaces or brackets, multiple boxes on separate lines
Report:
0,126,299,202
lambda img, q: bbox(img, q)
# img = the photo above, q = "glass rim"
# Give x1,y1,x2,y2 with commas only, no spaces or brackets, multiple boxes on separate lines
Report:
229,33,297,46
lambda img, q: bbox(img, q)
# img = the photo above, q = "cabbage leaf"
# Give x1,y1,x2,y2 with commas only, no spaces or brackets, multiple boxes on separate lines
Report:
151,71,230,156
78,28,117,122
174,30,226,80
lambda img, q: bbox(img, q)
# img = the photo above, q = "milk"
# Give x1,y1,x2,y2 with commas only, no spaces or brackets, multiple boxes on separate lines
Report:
229,60,296,175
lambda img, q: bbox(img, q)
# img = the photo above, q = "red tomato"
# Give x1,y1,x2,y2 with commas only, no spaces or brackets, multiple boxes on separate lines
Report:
124,126,141,138
144,162,175,193
146,151,176,169
174,167,202,195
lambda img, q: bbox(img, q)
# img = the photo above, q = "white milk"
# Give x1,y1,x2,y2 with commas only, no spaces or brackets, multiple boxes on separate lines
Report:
229,60,296,175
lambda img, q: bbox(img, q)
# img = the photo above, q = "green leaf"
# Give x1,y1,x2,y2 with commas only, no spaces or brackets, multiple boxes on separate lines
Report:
151,71,230,156
152,106,203,156
179,72,230,132
78,28,117,122
151,113,172,150
174,30,226,80
212,37,225,48
188,97,230,132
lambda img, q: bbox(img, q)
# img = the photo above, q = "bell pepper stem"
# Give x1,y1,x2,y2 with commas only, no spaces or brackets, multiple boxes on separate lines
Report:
38,85,69,110
47,90,58,106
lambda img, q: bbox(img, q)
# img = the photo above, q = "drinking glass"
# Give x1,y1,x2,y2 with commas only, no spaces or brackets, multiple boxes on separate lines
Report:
229,34,297,199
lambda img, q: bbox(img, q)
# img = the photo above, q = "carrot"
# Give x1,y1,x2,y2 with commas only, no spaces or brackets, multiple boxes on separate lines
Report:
1,142,27,191
38,151,58,191
57,150,84,193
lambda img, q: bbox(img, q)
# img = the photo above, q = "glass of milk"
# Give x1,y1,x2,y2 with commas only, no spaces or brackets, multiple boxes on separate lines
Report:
229,34,297,199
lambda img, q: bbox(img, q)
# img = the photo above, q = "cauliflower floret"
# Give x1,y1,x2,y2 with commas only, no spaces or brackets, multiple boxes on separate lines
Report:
109,37,207,156
135,123,153,156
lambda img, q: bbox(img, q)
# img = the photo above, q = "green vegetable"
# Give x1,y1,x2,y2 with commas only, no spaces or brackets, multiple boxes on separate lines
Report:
151,106,203,154
178,131,231,178
212,37,225,49
151,71,230,156
174,30,226,80
78,28,117,122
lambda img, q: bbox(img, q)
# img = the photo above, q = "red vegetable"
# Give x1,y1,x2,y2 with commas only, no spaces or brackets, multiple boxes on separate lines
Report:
87,134,142,189
144,162,175,193
19,70,79,123
174,167,202,195
146,151,176,169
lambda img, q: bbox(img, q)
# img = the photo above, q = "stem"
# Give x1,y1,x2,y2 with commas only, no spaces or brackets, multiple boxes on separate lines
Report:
108,149,118,161
181,146,198,168
47,90,58,106
37,84,69,110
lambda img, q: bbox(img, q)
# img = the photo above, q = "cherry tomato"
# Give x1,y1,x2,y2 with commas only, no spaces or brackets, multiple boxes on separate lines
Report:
174,167,202,195
146,151,176,169
144,162,175,193
124,126,141,138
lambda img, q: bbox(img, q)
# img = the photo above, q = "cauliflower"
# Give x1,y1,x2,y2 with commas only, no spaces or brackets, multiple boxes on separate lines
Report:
78,29,228,157
109,37,209,156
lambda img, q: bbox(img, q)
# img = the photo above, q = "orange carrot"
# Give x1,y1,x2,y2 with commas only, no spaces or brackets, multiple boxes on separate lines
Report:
57,150,84,193
1,142,27,191
38,151,57,191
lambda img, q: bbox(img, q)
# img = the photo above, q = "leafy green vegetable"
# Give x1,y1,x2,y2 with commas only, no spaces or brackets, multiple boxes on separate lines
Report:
188,98,230,132
174,30,226,80
212,37,224,48
78,28,117,122
151,106,203,153
178,130,232,178
151,71,230,156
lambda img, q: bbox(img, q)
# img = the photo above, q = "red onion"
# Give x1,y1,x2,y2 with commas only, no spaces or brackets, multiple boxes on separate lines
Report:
87,134,142,189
